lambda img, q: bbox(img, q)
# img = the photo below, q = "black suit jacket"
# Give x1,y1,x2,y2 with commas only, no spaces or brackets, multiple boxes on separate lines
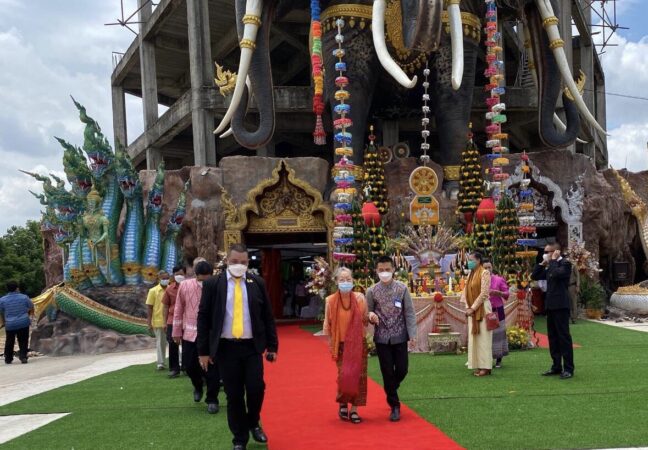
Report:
196,272,278,359
531,258,573,310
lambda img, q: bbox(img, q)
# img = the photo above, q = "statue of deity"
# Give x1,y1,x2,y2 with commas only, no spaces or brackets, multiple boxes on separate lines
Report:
82,187,111,281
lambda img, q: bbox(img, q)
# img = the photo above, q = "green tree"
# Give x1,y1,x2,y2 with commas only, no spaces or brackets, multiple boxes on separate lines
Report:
0,221,45,297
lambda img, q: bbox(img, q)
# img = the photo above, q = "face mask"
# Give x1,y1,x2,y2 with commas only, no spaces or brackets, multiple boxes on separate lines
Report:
338,281,353,293
174,275,185,283
159,279,169,287
543,254,550,263
467,261,477,270
228,264,247,278
378,271,393,283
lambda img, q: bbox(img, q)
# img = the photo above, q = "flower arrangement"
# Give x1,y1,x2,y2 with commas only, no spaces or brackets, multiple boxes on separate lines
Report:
567,241,602,279
506,325,530,350
305,256,333,297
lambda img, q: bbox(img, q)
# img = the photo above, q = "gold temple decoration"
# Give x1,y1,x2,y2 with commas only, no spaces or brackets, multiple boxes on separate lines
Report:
222,160,334,253
242,14,262,27
563,69,587,101
542,16,559,28
616,284,648,295
443,165,461,181
240,39,256,50
215,63,237,97
613,169,648,261
549,38,565,49
441,11,481,42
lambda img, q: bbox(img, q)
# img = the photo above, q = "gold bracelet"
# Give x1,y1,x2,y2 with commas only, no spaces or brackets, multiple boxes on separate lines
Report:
549,38,564,49
240,38,256,50
542,16,559,28
242,14,262,27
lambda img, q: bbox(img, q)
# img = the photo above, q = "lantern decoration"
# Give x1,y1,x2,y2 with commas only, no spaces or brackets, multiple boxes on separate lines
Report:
473,197,495,257
514,152,538,262
361,201,381,227
420,62,432,166
330,18,358,267
483,0,509,203
456,124,484,233
310,0,326,144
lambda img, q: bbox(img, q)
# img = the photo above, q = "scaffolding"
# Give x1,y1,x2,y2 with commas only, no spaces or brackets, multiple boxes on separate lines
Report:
580,0,628,55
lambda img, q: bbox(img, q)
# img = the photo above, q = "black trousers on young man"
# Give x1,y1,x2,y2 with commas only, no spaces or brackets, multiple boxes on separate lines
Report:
4,326,29,363
182,340,220,403
547,308,575,374
217,339,265,446
166,325,180,372
375,342,409,407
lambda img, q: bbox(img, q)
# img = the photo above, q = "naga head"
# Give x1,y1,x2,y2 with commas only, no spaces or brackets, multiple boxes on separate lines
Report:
71,97,114,179
167,181,189,234
147,161,165,215
42,207,75,245
57,137,93,197
115,142,142,200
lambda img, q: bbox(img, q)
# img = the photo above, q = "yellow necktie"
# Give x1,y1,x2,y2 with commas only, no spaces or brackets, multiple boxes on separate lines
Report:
232,277,244,338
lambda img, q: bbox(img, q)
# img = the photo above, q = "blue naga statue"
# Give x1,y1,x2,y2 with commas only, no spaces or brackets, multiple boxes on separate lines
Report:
25,99,183,291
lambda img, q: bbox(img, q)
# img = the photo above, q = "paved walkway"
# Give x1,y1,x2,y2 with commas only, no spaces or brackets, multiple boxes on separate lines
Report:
587,318,648,333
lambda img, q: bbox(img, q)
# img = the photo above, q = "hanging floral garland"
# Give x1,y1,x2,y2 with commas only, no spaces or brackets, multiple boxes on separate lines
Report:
515,151,538,261
310,0,326,145
331,18,357,265
420,61,431,166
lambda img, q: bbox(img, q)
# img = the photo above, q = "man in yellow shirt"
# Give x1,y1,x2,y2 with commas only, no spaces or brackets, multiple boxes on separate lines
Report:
147,271,170,370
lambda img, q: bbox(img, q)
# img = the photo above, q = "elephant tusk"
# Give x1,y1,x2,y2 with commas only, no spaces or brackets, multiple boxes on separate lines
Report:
447,1,463,90
215,76,252,136
220,128,234,138
372,0,417,89
214,0,263,135
524,25,587,144
534,0,607,137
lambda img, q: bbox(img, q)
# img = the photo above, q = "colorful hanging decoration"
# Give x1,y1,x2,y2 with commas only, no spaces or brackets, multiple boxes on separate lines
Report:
491,194,521,281
514,151,538,261
310,0,326,145
420,62,432,166
331,18,357,265
361,127,389,214
456,124,483,233
483,0,509,204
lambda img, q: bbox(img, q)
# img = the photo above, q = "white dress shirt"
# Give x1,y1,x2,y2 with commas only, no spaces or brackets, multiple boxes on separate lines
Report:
221,271,253,339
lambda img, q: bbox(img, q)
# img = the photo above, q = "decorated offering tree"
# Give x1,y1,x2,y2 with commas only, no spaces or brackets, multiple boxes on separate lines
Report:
457,128,483,230
492,194,521,279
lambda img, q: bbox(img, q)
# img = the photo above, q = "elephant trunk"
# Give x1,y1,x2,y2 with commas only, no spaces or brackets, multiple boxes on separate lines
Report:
526,0,579,148
532,0,606,139
230,0,276,149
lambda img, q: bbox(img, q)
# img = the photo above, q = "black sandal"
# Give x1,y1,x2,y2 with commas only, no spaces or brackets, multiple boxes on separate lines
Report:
349,411,362,424
339,404,349,421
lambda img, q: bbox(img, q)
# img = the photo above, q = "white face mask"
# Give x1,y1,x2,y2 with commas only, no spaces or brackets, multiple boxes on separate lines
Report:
228,264,248,278
174,275,185,283
542,254,550,263
159,279,169,287
378,271,393,283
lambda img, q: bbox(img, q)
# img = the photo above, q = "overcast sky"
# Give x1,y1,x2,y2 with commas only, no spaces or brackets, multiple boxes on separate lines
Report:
1,0,647,234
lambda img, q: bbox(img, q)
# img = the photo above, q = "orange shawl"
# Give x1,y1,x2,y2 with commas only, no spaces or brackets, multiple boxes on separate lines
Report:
324,292,367,360
465,265,486,335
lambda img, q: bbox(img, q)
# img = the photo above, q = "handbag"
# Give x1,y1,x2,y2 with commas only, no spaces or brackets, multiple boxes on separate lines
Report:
485,311,500,331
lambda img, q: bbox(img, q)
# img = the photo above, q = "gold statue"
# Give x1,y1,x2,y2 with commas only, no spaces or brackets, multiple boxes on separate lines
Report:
82,187,111,282
215,62,238,97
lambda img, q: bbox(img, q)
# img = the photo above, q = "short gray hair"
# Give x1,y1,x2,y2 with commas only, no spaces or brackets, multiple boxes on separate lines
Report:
334,266,353,280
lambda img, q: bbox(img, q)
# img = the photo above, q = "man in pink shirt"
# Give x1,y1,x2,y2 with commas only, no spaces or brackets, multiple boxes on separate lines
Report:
173,260,220,414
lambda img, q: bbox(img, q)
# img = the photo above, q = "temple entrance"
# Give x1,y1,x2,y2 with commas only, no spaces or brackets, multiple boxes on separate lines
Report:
222,160,333,319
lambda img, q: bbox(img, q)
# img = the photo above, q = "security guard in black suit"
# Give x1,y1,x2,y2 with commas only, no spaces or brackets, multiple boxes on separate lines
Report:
531,243,575,379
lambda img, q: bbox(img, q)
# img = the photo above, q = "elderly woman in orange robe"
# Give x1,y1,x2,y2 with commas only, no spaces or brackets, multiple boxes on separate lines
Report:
324,267,368,424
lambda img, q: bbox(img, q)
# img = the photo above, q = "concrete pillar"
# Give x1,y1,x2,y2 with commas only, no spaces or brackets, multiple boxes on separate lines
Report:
579,5,596,160
187,0,217,166
138,0,162,170
560,0,575,154
111,85,128,149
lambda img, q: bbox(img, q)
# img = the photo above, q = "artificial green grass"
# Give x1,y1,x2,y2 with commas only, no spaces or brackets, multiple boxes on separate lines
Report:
2,319,648,449
0,365,260,450
367,317,648,449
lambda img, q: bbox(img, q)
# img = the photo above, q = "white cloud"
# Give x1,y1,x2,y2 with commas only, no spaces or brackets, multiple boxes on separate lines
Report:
607,122,648,171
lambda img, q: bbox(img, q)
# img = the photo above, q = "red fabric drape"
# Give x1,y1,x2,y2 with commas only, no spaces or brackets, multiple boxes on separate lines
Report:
262,249,284,318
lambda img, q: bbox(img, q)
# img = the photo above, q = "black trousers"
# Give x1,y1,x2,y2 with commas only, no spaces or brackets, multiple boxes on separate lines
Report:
375,342,409,408
4,326,29,363
182,340,220,403
166,325,180,371
546,308,575,374
217,339,265,446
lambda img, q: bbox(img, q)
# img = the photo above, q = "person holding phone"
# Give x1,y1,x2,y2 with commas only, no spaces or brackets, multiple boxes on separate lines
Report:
366,255,416,422
197,244,278,450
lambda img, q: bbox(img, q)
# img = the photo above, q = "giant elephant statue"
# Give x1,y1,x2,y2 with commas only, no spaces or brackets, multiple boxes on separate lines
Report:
215,0,605,192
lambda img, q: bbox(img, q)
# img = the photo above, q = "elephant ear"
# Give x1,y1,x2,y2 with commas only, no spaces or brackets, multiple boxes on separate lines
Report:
401,0,443,52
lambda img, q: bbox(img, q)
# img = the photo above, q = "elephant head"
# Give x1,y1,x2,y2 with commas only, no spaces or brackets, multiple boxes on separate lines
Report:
510,0,606,147
214,0,466,154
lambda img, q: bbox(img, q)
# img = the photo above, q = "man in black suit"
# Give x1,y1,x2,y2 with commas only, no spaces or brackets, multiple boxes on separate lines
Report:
197,244,278,450
531,243,575,379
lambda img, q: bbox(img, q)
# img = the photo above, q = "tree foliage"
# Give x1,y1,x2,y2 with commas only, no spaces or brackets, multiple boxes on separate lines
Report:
0,221,45,297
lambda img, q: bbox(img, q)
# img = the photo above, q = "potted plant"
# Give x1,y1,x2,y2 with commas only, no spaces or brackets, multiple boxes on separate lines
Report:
579,276,606,319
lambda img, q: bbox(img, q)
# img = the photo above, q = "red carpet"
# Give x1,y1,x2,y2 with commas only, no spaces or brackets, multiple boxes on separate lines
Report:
534,331,581,348
261,325,463,450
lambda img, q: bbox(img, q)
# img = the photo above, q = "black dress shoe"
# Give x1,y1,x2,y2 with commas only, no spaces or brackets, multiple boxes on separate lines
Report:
560,371,573,379
207,403,219,414
168,370,180,378
233,445,246,450
389,406,401,422
541,369,562,376
193,389,203,402
250,426,268,443
20,358,28,364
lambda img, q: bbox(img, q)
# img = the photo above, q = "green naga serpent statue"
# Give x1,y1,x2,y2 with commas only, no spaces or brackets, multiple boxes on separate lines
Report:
24,99,183,335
